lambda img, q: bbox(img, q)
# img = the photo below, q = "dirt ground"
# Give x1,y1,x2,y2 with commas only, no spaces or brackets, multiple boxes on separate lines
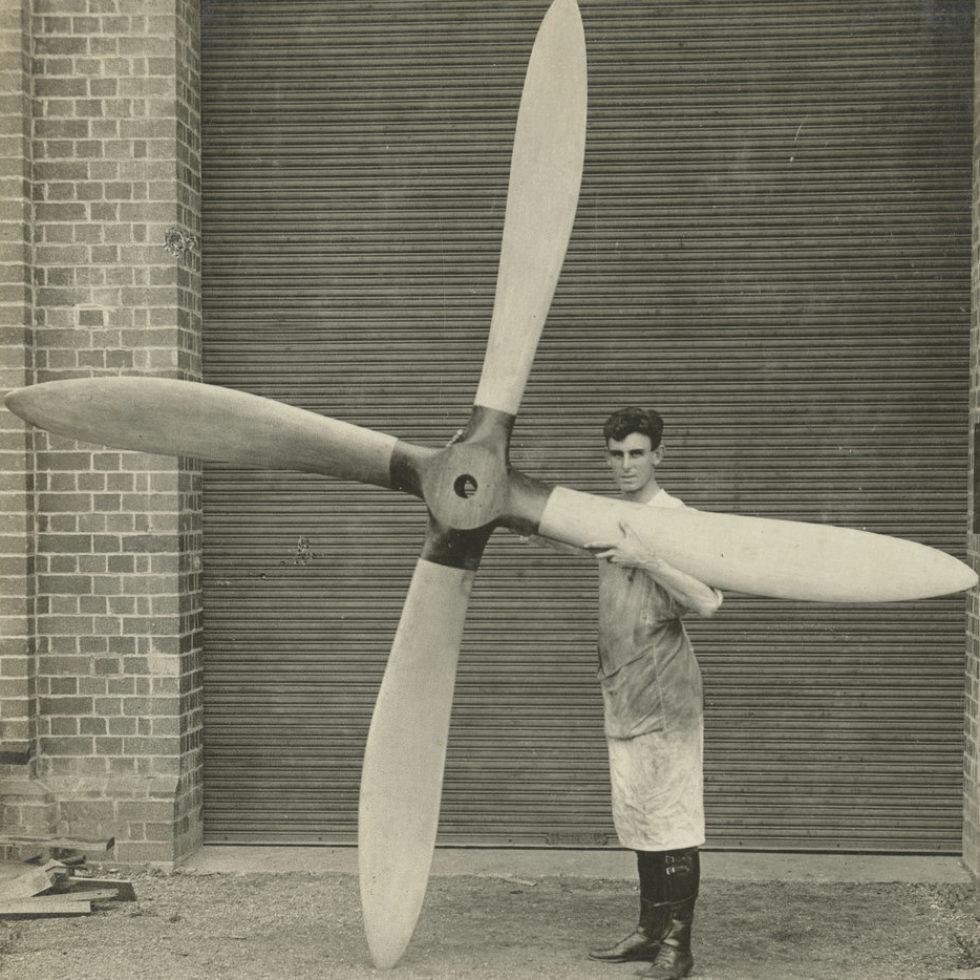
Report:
2,864,980,980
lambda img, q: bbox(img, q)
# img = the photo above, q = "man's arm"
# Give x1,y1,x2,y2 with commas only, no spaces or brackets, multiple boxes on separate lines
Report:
589,521,723,618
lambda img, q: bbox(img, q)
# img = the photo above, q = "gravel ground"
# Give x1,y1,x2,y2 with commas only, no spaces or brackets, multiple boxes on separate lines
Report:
2,865,980,980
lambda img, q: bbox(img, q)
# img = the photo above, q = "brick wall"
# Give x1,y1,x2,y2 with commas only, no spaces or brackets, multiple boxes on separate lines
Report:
0,0,48,841
967,7,980,875
0,0,203,866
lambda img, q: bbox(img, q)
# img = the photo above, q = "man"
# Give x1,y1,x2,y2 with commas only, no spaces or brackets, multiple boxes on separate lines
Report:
584,406,722,980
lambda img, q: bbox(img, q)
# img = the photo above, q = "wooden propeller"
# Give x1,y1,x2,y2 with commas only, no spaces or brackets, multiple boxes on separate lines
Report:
3,0,975,969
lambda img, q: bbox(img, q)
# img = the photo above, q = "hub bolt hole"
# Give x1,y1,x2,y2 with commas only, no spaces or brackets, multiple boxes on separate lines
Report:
453,474,479,499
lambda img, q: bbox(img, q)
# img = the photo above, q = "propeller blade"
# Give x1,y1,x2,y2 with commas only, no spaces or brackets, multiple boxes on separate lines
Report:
533,486,977,601
4,377,419,488
473,0,587,417
358,556,475,969
358,4,587,960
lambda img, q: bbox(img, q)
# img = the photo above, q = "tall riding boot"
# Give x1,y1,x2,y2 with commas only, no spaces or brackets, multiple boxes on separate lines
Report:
637,848,699,980
588,851,668,962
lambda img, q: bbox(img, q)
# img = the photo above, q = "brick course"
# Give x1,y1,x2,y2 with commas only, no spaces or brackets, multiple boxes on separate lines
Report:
0,0,203,865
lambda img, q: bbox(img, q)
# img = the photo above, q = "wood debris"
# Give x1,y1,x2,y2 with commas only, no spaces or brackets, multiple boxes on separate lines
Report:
64,876,137,902
0,833,114,866
0,857,135,919
0,900,92,918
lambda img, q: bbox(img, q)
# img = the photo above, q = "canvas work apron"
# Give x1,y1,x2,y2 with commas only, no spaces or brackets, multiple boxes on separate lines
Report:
597,490,706,851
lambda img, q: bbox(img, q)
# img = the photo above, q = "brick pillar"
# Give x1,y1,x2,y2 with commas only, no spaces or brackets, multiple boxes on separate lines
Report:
966,6,980,875
0,0,203,866
0,0,52,841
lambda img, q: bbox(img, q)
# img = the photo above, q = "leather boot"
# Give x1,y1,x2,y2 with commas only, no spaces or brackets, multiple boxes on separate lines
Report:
588,851,667,962
636,849,699,980
587,919,660,962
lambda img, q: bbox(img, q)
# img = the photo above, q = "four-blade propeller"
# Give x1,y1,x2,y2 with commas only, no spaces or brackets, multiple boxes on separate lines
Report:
3,0,976,969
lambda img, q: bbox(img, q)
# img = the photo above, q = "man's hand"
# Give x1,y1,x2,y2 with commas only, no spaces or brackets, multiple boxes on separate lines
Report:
587,521,653,570
588,521,722,617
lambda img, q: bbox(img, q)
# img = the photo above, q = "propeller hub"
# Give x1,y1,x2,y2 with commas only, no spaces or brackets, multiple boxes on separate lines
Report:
420,442,509,531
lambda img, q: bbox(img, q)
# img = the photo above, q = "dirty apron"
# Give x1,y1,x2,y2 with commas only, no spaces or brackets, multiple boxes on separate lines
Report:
597,489,706,851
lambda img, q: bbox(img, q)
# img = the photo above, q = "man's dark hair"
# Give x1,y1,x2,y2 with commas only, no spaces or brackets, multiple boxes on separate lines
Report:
603,407,664,449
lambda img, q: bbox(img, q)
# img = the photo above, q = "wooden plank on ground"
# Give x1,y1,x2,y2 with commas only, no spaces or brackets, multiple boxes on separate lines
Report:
52,889,118,903
0,867,58,901
0,835,113,851
16,892,106,907
64,878,137,901
0,899,91,918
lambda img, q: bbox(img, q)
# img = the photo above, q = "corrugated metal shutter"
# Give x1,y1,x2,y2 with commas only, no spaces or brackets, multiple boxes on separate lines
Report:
200,0,973,850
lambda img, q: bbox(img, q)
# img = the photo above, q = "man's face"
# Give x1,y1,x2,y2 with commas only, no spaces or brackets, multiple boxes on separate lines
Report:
606,432,662,496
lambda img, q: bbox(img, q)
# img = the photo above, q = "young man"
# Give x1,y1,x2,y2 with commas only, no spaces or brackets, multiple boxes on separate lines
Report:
585,406,722,980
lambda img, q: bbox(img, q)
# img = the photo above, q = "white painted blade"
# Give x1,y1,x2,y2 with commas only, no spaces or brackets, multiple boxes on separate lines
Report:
4,377,398,487
538,486,977,602
474,0,587,417
358,559,474,969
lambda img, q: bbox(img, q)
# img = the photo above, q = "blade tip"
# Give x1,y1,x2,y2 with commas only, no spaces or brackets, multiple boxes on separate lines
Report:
368,944,404,971
362,898,411,970
3,386,32,420
937,554,978,595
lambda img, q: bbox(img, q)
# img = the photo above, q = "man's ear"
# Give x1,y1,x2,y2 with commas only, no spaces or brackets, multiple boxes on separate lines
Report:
653,444,665,465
